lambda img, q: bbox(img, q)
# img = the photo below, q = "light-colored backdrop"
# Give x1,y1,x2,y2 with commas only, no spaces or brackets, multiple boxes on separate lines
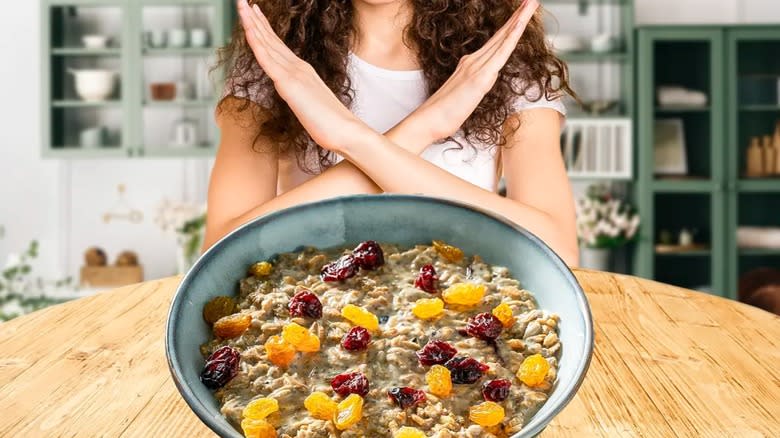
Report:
1,0,778,282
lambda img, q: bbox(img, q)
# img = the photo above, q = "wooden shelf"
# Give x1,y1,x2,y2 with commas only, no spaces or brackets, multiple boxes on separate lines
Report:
559,51,628,63
655,244,710,255
651,179,715,192
140,145,216,158
738,248,780,256
739,104,780,112
52,47,121,56
52,100,122,108
737,179,780,192
44,147,127,159
143,99,215,108
655,105,710,113
143,47,217,56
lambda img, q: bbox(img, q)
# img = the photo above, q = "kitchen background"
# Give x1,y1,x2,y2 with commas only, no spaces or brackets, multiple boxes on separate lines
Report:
1,0,779,320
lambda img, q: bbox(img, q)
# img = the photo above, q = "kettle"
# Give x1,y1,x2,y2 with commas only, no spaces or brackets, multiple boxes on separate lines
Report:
171,119,198,147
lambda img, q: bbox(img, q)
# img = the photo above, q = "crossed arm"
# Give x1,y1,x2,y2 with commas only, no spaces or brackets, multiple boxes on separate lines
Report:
203,0,578,266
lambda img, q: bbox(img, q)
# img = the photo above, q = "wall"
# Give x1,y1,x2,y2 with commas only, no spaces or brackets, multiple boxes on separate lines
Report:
0,1,62,277
0,1,211,283
0,0,779,285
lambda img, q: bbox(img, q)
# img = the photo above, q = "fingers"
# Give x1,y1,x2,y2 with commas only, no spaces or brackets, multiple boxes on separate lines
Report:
475,2,527,57
249,3,298,63
236,0,287,78
486,0,539,67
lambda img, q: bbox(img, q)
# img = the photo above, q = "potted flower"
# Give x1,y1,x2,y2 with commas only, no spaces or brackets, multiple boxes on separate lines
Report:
575,185,640,271
154,200,206,274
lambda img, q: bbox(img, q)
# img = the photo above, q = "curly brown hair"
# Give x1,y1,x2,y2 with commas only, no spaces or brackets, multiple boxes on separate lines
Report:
217,0,574,173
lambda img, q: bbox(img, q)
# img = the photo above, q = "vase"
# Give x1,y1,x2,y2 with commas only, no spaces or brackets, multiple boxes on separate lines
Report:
580,247,611,271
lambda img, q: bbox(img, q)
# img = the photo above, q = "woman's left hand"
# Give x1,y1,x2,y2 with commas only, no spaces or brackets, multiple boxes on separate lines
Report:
405,0,540,144
236,0,368,153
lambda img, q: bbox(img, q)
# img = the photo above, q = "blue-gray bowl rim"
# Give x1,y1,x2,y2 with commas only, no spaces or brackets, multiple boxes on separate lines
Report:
165,194,594,438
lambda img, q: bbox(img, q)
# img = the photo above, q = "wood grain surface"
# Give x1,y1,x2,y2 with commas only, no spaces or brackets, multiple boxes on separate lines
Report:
0,270,778,437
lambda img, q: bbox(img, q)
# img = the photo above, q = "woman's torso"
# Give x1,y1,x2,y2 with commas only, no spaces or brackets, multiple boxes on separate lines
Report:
277,53,503,194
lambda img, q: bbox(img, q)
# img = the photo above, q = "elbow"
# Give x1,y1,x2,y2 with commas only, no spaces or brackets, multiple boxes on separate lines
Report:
557,244,579,268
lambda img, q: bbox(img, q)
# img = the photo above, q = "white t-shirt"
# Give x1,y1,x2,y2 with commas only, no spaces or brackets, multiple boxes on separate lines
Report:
230,52,566,193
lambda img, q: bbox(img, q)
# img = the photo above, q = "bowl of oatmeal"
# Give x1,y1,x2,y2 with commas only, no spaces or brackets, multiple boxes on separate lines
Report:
166,195,593,438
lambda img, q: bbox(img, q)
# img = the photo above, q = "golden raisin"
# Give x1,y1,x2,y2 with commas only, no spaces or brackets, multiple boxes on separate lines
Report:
412,298,444,320
516,353,550,387
432,240,464,263
341,304,379,331
240,418,276,438
394,426,426,438
491,303,516,328
304,391,338,420
264,335,296,367
213,313,252,339
243,397,279,420
441,283,485,306
281,323,320,352
469,401,505,427
425,365,452,398
249,261,273,277
203,296,237,325
334,394,364,430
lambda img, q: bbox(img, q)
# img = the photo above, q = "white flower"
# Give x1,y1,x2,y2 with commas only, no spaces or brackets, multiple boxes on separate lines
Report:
155,199,205,234
4,253,21,270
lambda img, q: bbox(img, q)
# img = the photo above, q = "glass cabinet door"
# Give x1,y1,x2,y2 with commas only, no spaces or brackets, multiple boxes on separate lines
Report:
43,0,130,157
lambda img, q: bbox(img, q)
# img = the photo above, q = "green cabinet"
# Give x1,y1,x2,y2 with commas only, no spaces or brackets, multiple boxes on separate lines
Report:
635,26,780,298
41,0,232,158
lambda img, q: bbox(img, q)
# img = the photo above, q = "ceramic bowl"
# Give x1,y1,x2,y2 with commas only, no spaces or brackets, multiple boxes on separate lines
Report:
166,195,593,438
82,35,110,49
589,34,620,53
68,69,117,101
547,34,585,53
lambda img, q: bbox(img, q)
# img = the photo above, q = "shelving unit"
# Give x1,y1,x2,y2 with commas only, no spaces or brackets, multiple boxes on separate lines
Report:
635,25,780,298
545,0,635,180
41,0,231,158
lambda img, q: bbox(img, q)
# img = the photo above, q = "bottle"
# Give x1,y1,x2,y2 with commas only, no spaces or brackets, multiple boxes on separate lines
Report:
762,135,775,176
773,121,780,175
746,137,762,177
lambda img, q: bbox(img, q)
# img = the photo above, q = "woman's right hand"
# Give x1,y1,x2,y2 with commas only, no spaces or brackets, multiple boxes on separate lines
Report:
403,0,540,145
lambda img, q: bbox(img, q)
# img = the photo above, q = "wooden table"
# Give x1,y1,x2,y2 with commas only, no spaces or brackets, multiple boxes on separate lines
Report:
1,270,778,437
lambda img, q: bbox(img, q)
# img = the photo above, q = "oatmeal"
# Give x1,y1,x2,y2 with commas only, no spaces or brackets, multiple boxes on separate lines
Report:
199,241,561,437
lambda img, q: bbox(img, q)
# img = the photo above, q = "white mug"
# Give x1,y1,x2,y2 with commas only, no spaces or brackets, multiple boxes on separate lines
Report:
175,81,193,100
80,126,106,148
168,29,188,48
146,30,167,48
190,29,209,48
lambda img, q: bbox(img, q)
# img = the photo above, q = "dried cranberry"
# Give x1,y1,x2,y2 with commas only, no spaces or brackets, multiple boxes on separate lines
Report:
387,387,427,409
288,289,323,319
416,340,458,366
352,241,384,270
321,255,359,282
414,264,439,293
444,356,489,384
341,326,371,351
331,371,369,396
482,379,512,401
200,346,240,390
466,313,503,341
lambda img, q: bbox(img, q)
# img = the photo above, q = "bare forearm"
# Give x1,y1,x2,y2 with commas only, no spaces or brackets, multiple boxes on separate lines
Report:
340,130,578,264
203,121,429,249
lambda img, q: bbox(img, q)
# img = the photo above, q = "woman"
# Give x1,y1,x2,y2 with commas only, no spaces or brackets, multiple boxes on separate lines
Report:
204,0,578,265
